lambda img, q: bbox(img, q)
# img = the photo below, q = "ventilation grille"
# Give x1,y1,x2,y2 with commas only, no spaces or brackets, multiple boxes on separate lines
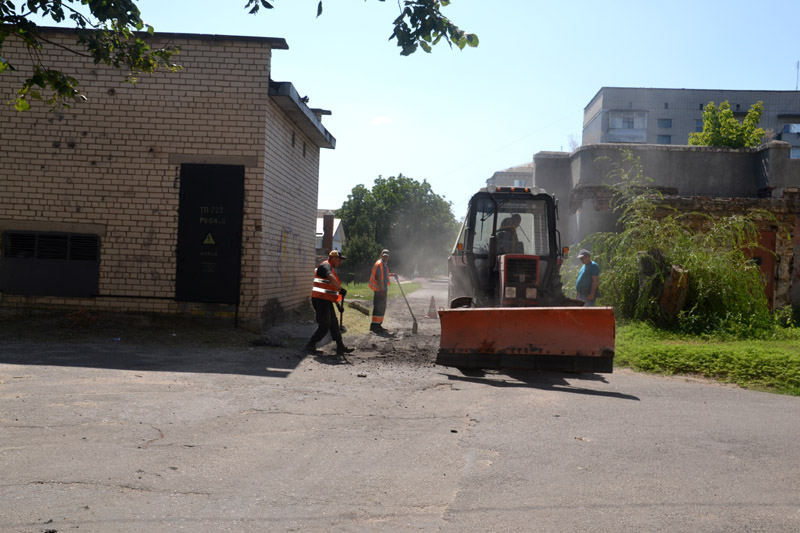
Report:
505,256,539,285
3,232,99,261
1,231,100,297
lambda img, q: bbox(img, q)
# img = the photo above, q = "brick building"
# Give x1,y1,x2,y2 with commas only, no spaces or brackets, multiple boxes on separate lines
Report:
0,28,335,330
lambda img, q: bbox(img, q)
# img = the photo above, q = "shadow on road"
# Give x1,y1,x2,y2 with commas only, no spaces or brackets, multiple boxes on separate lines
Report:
0,309,322,378
0,339,310,378
443,370,640,401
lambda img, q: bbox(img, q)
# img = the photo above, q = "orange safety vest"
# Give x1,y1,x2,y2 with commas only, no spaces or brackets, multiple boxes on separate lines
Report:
311,260,342,302
368,259,390,292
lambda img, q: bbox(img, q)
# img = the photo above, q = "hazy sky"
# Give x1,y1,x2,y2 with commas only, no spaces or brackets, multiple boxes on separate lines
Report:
76,1,800,215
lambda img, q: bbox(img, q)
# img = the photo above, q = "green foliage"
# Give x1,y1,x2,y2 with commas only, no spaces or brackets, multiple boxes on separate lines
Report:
3,0,475,110
389,0,478,55
245,0,478,56
616,322,800,395
688,100,766,148
338,174,459,281
340,234,383,283
584,150,778,338
1,0,180,109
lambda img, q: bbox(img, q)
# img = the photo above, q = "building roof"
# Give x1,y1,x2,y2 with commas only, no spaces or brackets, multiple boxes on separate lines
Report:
270,81,335,149
585,86,800,111
35,26,289,48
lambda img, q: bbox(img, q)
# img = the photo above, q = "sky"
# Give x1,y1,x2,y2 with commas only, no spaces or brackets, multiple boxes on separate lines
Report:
52,0,800,216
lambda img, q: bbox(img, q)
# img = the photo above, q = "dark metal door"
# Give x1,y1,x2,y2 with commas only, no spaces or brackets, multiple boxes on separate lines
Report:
176,164,244,304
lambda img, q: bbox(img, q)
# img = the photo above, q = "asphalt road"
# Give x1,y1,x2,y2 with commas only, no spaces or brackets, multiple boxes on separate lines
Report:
2,280,800,532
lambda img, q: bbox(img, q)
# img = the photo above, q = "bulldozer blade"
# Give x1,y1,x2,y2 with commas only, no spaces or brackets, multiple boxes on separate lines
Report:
437,307,615,373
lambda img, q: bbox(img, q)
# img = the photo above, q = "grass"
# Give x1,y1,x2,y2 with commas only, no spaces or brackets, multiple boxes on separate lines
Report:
337,280,422,336
616,321,800,396
340,280,422,301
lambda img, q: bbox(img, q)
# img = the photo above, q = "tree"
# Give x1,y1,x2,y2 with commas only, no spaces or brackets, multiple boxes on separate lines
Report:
1,0,476,110
688,100,766,148
338,174,459,280
246,1,478,56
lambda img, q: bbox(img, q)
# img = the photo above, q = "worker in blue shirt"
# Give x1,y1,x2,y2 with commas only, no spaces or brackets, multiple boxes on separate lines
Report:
576,249,600,307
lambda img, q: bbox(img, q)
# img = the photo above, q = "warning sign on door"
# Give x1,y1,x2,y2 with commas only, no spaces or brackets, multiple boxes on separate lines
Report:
203,233,216,245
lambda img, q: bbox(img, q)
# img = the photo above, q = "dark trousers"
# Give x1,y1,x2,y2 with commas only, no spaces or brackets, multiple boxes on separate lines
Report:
310,298,342,344
372,290,387,323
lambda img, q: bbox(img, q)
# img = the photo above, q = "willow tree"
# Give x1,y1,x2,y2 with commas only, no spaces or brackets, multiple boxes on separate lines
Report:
584,151,778,338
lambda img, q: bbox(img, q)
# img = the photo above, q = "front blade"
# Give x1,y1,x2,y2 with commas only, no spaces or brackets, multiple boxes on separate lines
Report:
437,307,615,373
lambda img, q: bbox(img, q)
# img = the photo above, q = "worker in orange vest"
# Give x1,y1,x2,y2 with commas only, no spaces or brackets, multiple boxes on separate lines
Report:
305,250,354,355
368,249,395,336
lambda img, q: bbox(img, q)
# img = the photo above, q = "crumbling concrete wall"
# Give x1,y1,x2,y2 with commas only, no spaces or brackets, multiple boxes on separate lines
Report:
533,143,800,307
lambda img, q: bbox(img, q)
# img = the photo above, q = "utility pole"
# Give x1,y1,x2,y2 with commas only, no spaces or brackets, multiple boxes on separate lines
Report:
796,60,799,91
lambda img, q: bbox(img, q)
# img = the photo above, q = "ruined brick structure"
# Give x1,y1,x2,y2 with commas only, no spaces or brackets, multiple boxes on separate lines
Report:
0,28,334,330
533,142,800,308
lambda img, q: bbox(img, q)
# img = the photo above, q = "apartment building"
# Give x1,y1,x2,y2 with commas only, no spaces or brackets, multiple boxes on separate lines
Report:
582,87,800,157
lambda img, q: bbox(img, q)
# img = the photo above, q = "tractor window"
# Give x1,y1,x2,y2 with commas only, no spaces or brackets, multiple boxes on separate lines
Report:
472,198,496,255
497,200,551,256
471,197,551,257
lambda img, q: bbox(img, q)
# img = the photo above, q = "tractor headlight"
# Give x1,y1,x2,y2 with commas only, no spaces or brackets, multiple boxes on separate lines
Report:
504,286,517,299
526,287,537,299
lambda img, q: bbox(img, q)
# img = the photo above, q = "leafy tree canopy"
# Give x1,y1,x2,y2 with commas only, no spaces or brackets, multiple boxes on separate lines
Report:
1,0,476,110
688,100,766,148
338,174,458,280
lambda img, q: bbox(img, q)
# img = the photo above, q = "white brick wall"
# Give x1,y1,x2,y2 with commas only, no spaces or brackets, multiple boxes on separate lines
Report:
0,29,324,329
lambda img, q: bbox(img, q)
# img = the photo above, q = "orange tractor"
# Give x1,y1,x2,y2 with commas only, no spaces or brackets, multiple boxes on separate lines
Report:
437,186,615,373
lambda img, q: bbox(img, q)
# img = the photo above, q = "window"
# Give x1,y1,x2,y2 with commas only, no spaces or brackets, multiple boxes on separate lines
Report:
658,119,672,128
664,103,669,109
791,148,800,159
699,103,704,110
657,135,672,144
609,111,647,130
782,124,800,134
695,119,704,132
513,179,527,188
471,197,551,256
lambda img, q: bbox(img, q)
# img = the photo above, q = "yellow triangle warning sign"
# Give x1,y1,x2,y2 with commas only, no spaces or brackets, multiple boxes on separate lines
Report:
203,233,216,245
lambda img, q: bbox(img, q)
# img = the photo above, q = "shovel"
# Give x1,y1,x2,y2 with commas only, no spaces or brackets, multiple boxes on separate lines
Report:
393,274,418,334
337,293,347,333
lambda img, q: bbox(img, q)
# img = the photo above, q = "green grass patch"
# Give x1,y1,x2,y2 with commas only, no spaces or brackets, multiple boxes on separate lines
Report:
341,280,422,301
616,322,800,395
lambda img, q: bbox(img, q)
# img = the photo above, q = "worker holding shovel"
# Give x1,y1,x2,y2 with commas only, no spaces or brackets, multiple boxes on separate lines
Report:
368,249,395,336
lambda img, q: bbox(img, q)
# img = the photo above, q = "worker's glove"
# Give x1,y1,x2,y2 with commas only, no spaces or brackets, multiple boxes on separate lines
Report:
339,288,347,297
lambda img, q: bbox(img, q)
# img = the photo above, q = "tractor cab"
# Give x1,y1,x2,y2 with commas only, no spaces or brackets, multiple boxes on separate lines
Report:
448,186,566,308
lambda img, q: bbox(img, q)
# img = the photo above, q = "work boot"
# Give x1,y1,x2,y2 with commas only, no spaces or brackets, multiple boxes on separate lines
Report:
370,323,389,334
336,343,354,355
371,324,393,337
304,342,322,354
